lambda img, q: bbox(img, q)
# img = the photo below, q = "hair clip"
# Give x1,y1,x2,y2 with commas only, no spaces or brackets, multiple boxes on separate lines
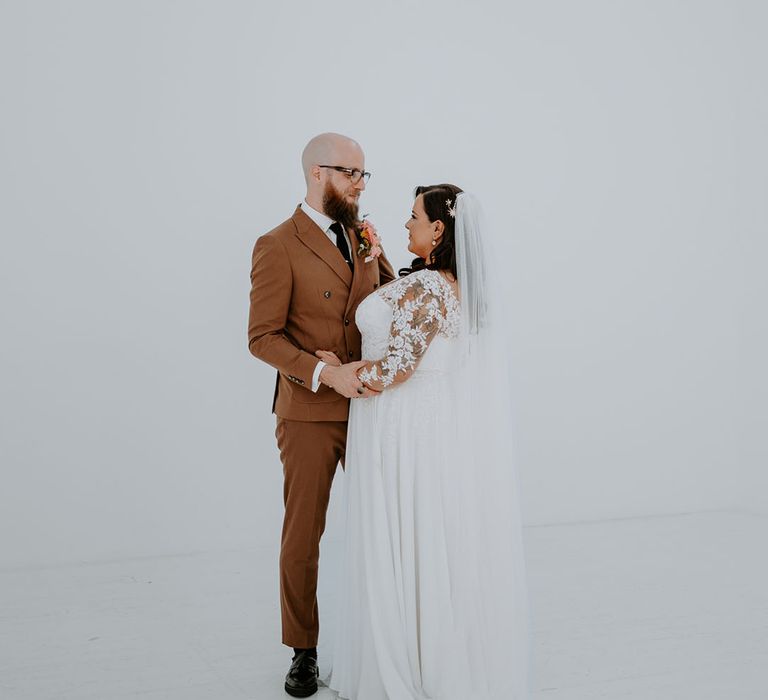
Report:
446,198,456,218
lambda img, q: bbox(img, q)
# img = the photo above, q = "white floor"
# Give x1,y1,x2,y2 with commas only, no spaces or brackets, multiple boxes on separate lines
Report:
2,510,767,699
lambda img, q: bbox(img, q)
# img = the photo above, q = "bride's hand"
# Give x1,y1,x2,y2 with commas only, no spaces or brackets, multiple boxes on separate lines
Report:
315,349,342,367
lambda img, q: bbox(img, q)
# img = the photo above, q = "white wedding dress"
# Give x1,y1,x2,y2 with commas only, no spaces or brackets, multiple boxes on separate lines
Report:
327,268,531,700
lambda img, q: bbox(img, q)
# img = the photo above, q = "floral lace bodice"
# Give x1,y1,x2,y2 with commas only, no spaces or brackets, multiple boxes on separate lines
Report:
356,268,461,391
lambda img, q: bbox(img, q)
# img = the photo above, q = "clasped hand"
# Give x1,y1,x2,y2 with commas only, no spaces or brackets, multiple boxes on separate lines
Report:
315,350,379,399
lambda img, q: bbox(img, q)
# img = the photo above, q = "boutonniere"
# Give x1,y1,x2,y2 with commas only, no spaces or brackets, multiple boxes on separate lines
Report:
356,217,382,261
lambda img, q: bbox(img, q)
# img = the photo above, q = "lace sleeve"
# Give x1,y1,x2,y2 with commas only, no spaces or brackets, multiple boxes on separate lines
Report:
357,275,447,391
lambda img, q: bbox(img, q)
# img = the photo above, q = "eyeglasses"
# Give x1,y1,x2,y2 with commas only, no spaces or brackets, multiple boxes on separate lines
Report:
318,165,371,185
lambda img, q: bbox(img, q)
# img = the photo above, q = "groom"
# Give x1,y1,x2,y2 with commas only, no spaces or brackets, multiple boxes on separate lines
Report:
248,133,395,697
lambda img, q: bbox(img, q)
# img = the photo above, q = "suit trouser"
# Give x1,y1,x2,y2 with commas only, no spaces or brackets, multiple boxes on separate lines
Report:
275,417,347,648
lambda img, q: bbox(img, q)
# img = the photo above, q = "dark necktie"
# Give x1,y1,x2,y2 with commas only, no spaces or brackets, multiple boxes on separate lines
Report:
330,222,353,272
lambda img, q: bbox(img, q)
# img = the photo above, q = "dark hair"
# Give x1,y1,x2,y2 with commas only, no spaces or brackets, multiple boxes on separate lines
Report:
398,183,464,278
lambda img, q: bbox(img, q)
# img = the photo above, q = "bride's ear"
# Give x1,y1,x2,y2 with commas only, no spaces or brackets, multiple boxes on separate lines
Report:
432,220,444,244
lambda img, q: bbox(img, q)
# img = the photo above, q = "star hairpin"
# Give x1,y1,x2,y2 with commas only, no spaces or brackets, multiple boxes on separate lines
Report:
446,199,456,218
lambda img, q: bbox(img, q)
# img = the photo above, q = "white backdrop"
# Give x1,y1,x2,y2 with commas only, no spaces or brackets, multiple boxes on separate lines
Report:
1,1,766,569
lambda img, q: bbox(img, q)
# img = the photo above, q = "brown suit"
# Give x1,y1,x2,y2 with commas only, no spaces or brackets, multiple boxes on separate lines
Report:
248,205,395,647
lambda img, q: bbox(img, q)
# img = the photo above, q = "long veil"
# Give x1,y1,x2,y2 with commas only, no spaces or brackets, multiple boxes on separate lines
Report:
447,192,533,697
318,193,533,698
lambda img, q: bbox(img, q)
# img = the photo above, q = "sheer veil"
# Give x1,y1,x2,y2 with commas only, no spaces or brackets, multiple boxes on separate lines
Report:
449,191,533,697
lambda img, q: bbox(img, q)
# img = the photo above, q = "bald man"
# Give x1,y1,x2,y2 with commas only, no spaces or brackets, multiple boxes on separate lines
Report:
248,133,395,697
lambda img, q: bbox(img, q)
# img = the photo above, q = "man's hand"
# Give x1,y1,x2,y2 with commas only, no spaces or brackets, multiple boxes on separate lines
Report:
318,358,378,399
315,350,342,367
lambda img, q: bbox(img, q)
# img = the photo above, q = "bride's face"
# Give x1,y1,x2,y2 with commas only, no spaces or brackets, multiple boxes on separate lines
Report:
405,195,443,260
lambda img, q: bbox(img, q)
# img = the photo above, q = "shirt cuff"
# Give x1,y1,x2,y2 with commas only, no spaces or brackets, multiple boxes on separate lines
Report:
311,360,326,393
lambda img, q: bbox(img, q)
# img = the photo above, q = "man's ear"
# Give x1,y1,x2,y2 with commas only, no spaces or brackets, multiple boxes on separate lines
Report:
311,165,322,182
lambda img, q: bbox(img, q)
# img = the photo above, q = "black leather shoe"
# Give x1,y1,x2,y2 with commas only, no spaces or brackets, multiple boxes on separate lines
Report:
284,650,319,697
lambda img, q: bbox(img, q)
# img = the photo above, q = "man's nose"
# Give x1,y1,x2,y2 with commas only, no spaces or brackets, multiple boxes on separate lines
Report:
355,177,366,192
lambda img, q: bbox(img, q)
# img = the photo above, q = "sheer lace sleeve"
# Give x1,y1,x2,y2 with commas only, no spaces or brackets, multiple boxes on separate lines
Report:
358,272,454,391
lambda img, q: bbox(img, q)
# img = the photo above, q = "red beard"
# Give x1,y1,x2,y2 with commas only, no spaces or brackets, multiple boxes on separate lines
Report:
322,181,360,231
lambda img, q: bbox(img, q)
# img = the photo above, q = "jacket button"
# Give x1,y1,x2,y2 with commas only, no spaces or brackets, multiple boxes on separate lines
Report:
344,319,349,326
324,291,331,299
348,351,354,358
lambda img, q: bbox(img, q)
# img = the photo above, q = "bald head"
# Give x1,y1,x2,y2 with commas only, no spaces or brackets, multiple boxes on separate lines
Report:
301,132,364,185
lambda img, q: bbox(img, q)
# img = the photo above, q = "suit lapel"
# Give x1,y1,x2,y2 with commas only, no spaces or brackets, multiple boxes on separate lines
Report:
292,206,353,287
346,227,367,312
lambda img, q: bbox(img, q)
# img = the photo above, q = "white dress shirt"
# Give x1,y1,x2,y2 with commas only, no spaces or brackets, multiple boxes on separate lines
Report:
299,200,352,392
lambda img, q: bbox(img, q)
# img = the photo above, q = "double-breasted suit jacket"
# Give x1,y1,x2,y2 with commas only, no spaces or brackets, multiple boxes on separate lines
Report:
248,206,396,421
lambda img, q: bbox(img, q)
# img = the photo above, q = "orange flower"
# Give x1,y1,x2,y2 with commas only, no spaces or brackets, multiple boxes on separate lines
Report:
357,219,382,259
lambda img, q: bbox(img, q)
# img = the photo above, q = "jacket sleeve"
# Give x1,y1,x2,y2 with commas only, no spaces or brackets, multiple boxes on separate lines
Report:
357,276,444,391
247,235,320,387
376,248,396,286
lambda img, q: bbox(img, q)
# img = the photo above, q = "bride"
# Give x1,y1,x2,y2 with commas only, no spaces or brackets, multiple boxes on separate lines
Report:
318,185,532,699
